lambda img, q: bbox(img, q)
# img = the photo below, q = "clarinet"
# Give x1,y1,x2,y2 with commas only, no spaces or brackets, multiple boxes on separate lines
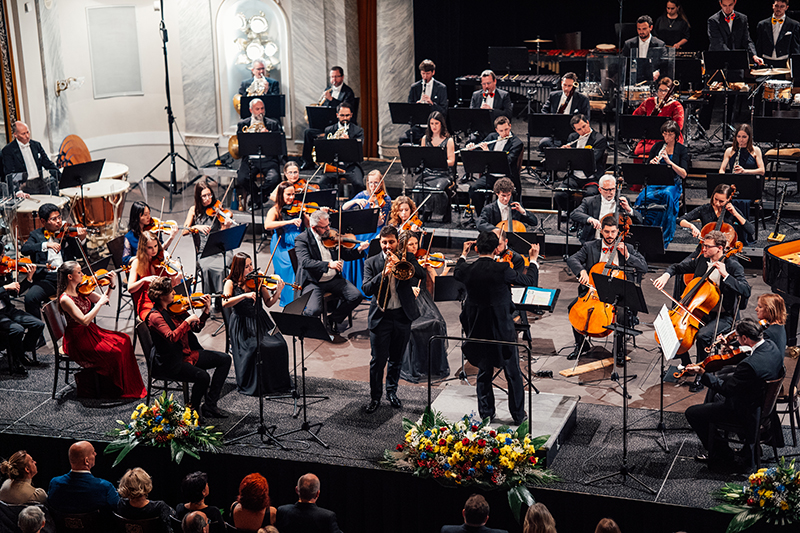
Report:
732,147,741,172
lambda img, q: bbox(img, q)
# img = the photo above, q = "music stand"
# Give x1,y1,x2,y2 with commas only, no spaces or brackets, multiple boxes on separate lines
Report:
314,138,363,199
792,54,800,87
398,145,449,171
332,208,379,235
239,131,286,245
488,46,530,76
302,189,338,209
272,310,334,448
703,50,749,83
621,162,674,222
753,116,800,212
430,276,470,385
389,102,432,128
585,273,655,494
706,173,763,200
60,159,106,227
511,286,561,314
527,113,574,141
506,232,546,255
544,147,596,258
447,107,493,140
240,94,286,120
624,224,665,258
306,106,337,130
461,150,511,178
617,115,668,141
200,224,248,307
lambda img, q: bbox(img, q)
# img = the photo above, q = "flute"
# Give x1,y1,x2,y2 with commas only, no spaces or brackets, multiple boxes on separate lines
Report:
455,136,511,154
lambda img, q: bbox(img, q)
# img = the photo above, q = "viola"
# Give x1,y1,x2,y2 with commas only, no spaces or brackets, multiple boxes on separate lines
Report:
0,256,53,275
77,266,131,295
244,272,301,291
292,179,320,193
321,229,364,250
167,292,224,314
205,200,235,225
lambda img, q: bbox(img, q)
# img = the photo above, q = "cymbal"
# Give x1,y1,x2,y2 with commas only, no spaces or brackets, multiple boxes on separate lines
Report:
751,67,791,76
525,38,553,43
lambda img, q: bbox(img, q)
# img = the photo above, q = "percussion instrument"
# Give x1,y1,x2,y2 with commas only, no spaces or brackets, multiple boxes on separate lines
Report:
524,38,553,43
623,85,650,102
60,180,130,228
99,162,130,181
14,195,68,241
763,80,792,102
751,67,791,76
595,44,616,52
579,81,604,98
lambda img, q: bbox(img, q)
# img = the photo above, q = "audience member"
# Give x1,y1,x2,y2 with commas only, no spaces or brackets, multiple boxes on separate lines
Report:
257,527,279,533
0,451,46,504
230,473,276,530
47,441,119,514
175,471,224,533
441,493,508,533
594,518,621,533
523,503,557,533
276,473,342,533
17,505,45,533
116,467,174,532
183,510,209,533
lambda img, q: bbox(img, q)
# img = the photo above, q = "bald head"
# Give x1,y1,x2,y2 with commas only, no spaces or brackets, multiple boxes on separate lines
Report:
12,122,30,144
182,511,209,533
296,473,320,502
68,441,96,471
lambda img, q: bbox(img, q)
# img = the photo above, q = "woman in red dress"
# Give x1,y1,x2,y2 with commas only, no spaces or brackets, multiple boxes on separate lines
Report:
632,76,684,156
57,261,145,398
127,231,180,321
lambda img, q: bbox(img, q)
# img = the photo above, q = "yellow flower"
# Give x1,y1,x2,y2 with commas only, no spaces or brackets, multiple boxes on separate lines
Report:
131,411,139,420
780,501,789,511
763,491,774,499
760,500,765,507
136,403,147,411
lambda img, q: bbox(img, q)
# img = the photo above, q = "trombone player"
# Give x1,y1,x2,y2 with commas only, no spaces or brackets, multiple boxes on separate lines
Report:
236,98,282,211
362,226,425,414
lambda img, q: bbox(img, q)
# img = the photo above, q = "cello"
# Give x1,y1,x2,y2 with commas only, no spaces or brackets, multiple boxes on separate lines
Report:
700,184,738,247
568,216,632,337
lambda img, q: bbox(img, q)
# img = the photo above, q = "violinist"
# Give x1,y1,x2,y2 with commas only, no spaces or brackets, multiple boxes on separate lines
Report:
56,261,145,399
652,230,752,392
678,183,755,252
146,276,231,420
553,114,609,218
476,178,537,233
342,169,392,295
718,124,765,176
415,111,455,223
264,181,305,307
236,98,282,211
566,215,648,360
127,231,182,322
389,196,423,233
684,318,784,472
362,226,426,413
222,252,291,396
399,233,449,384
268,161,303,203
294,210,366,335
571,174,642,243
0,261,42,376
633,119,688,247
465,116,523,217
21,203,87,322
755,293,787,355
183,180,235,309
122,201,177,266
631,77,684,157
493,227,527,273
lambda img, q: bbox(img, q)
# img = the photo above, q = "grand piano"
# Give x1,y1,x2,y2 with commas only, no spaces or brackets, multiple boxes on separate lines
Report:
764,239,800,345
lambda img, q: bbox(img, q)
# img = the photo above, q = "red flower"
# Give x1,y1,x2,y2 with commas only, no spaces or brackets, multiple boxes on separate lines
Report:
439,439,447,446
456,475,462,481
440,427,448,432
426,445,433,452
471,425,479,431
135,432,141,437
492,448,500,454
396,444,404,451
489,430,496,437
747,498,755,505
477,439,486,447
462,438,470,445
529,456,537,464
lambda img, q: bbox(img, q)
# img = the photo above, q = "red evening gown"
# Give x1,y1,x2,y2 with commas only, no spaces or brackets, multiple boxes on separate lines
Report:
62,294,146,398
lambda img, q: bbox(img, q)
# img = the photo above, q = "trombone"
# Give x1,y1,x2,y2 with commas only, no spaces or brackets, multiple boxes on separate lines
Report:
376,232,415,311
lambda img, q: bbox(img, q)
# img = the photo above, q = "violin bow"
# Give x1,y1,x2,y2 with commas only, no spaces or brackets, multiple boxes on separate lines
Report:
402,194,432,232
366,157,396,206
75,239,105,298
649,279,706,327
178,257,198,316
250,234,282,302
337,204,343,262
13,227,19,284
297,165,324,219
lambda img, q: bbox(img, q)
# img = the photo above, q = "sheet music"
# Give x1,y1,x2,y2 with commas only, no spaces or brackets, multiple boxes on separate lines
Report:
653,304,680,361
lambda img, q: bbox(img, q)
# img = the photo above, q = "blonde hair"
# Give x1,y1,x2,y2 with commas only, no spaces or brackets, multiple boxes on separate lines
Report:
135,231,163,276
0,451,29,480
118,467,153,500
758,293,787,325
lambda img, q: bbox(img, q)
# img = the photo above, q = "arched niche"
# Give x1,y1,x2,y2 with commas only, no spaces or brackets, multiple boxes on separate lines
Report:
214,0,291,137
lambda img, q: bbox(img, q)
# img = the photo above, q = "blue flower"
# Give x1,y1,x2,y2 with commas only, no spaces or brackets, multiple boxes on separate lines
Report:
468,468,475,476
767,467,778,476
776,484,785,493
155,415,163,423
443,463,450,470
424,430,432,437
505,437,512,445
486,465,494,472
420,452,427,459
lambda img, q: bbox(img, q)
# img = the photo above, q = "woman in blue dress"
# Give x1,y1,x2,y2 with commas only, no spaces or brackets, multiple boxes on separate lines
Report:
264,180,305,306
718,123,765,177
342,169,392,296
634,119,689,247
122,201,177,265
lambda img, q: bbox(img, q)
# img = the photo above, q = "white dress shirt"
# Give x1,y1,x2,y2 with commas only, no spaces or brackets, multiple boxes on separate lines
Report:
595,197,617,239
330,84,342,101
770,16,787,59
312,231,336,282
638,36,652,59
18,140,40,179
572,132,592,180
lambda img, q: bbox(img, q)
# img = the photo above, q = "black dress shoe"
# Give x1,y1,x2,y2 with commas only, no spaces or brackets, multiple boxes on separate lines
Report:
20,354,41,367
689,379,705,393
569,223,578,233
365,399,380,413
36,336,46,349
10,364,28,377
387,393,402,408
327,318,339,335
201,405,228,418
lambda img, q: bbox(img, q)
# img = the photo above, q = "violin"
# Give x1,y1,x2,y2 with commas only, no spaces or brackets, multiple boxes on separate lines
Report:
244,272,301,291
292,179,320,193
401,215,424,232
168,293,224,314
44,223,87,240
77,266,131,295
0,256,53,275
373,188,388,208
414,250,456,269
157,254,181,277
674,330,748,379
205,200,235,225
284,201,336,216
321,229,364,249
495,249,530,268
144,217,178,233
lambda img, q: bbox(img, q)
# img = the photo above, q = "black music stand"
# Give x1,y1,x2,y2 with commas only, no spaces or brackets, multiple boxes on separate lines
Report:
506,232,546,255
272,309,334,449
618,115,669,141
584,274,655,495
398,145,448,172
240,94,286,120
200,224,249,335
302,189,337,209
488,46,530,76
624,224,665,258
60,159,106,227
512,286,561,314
707,172,763,237
792,54,800,87
430,276,469,385
332,208,379,235
753,116,800,212
447,107,493,141
621,162,674,222
527,113,574,141
306,106,337,130
389,102,432,129
461,150,511,180
543,147,596,258
239,130,286,245
314,138,363,200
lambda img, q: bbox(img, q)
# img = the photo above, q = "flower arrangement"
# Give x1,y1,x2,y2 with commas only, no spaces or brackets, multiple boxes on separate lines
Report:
105,392,224,466
712,458,800,533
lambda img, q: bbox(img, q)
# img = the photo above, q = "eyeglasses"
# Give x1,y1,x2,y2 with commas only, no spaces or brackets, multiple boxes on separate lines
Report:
701,243,718,249
599,187,616,192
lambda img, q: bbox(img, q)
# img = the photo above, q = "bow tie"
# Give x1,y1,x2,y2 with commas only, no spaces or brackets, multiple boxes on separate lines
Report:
773,17,784,24
602,247,613,254
724,12,735,23
484,92,495,98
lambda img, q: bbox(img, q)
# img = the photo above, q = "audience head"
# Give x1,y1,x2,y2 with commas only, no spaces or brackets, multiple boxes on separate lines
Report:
296,473,321,502
118,467,153,501
476,231,500,255
257,527,279,533
523,502,557,533
17,506,45,533
595,518,621,533
182,471,210,504
67,441,97,472
182,510,209,533
463,494,490,526
238,473,270,512
757,293,787,326
0,450,37,481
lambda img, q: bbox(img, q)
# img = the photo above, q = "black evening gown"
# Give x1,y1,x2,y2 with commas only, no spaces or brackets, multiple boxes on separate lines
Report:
229,286,291,395
400,286,449,382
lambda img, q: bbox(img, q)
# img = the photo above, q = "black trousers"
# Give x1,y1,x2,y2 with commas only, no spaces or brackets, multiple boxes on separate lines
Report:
301,277,363,324
368,308,412,400
476,350,525,422
0,306,44,363
237,158,280,206
166,350,231,409
685,397,756,469
24,275,57,319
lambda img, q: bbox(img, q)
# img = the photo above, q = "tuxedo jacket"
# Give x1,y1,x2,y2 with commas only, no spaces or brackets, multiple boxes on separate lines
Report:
469,88,512,123
362,251,424,327
441,525,508,533
541,89,591,120
476,201,538,233
2,139,59,179
665,253,751,314
479,132,523,181
570,194,643,243
565,130,608,180
621,35,667,83
238,76,280,96
407,78,448,115
236,116,282,181
566,239,648,287
756,16,800,58
708,10,758,56
21,228,84,283
294,228,363,288
323,83,356,109
276,502,342,533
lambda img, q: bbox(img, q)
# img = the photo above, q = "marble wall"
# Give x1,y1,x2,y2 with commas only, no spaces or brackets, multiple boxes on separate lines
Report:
34,0,70,151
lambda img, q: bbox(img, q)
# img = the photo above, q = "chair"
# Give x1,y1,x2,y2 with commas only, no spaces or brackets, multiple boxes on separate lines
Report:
43,299,98,399
225,522,257,533
287,248,353,328
136,321,189,405
112,511,162,533
50,508,102,532
221,306,233,355
191,233,204,295
169,514,183,533
776,353,800,446
708,371,786,469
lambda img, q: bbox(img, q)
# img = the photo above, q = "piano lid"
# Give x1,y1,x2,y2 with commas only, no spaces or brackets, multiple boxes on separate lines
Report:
764,238,800,300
